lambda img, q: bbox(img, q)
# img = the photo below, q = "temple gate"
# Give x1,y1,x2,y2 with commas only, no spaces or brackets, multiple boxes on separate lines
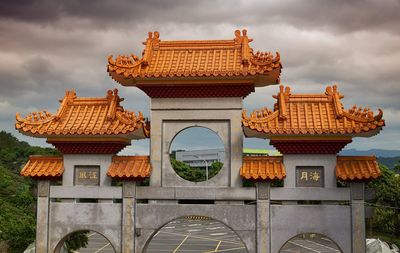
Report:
16,30,384,253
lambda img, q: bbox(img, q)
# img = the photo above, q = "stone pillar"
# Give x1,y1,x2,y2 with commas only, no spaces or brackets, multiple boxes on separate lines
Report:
351,182,365,253
36,180,50,253
256,182,270,253
122,181,136,253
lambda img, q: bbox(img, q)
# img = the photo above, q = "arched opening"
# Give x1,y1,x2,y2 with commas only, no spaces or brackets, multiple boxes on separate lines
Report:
169,126,225,182
144,216,248,253
53,230,116,253
279,233,342,253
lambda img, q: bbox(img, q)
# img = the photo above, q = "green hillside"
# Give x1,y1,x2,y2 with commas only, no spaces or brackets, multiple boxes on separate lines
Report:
0,131,59,253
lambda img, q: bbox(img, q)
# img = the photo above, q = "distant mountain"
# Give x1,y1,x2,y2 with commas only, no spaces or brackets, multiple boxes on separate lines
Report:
340,149,400,157
340,148,400,169
377,157,400,169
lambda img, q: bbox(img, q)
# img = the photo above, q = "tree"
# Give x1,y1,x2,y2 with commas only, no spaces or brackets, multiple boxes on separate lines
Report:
170,158,225,182
367,163,400,243
65,231,90,252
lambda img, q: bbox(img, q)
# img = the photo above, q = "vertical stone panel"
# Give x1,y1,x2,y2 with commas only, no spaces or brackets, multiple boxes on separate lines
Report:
351,182,365,253
257,182,270,253
36,180,49,252
122,182,136,253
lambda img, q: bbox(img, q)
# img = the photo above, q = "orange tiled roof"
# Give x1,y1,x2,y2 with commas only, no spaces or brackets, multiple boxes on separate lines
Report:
108,30,281,86
107,156,151,179
240,156,286,181
21,156,64,178
336,156,381,181
15,89,149,138
243,85,385,137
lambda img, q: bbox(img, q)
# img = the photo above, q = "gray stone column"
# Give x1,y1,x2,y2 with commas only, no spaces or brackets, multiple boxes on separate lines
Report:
122,181,136,253
36,180,50,253
256,182,270,253
351,182,365,253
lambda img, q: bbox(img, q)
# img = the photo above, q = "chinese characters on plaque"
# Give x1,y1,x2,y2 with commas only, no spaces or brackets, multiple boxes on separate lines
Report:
296,166,324,187
74,166,100,186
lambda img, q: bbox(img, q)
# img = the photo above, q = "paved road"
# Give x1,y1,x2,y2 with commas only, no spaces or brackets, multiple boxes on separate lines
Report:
280,234,341,253
76,233,114,253
73,219,340,253
146,217,247,253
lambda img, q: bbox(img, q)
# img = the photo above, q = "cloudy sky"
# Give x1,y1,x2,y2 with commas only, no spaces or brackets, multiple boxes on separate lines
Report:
0,0,399,155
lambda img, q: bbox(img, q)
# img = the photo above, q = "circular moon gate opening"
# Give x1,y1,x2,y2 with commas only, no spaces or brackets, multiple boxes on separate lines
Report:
54,230,116,253
169,127,225,182
279,233,342,253
145,217,248,253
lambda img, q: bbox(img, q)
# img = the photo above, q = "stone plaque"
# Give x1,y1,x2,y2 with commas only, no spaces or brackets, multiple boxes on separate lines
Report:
74,166,100,186
296,166,324,187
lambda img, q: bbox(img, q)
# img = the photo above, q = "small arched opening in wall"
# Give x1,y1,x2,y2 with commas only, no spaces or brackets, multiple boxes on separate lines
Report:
144,216,249,253
279,233,342,253
53,230,116,253
169,126,225,182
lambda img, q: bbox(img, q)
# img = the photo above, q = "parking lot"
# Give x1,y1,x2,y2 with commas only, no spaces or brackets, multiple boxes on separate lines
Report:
279,234,341,253
146,217,247,253
74,219,341,253
76,233,114,253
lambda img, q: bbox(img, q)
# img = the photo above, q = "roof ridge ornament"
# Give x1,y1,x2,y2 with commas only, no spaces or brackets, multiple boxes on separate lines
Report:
234,29,253,66
54,90,77,120
272,85,290,120
331,84,344,118
107,89,123,121
142,31,160,65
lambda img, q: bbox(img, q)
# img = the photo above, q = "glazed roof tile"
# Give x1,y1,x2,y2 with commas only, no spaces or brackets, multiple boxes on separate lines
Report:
240,156,286,181
108,30,281,86
243,85,385,138
21,156,64,178
15,89,149,139
336,156,381,181
107,156,151,179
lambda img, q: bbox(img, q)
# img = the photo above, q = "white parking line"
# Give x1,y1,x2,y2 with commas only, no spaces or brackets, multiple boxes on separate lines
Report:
204,246,247,252
288,241,321,252
172,235,190,253
94,243,110,253
304,239,340,252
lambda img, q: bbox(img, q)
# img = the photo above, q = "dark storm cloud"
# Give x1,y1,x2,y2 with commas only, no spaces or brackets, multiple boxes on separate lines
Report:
0,0,399,151
1,0,399,34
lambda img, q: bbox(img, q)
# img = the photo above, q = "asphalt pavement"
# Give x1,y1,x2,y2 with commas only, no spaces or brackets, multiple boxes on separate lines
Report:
279,234,341,253
73,219,341,253
75,233,114,253
146,217,248,253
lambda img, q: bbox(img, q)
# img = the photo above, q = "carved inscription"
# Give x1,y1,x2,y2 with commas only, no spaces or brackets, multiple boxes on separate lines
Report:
296,166,324,187
74,166,100,186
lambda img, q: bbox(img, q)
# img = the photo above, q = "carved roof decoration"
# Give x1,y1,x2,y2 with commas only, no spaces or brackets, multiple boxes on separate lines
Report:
15,89,149,139
21,156,64,178
107,30,281,87
240,156,286,181
243,85,385,138
107,156,151,180
336,156,381,181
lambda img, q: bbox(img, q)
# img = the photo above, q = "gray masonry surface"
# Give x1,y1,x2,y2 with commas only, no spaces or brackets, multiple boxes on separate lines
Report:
36,96,366,253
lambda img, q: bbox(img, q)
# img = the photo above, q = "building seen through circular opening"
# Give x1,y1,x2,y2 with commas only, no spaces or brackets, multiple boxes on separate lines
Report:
169,127,225,182
279,233,342,253
145,216,248,253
